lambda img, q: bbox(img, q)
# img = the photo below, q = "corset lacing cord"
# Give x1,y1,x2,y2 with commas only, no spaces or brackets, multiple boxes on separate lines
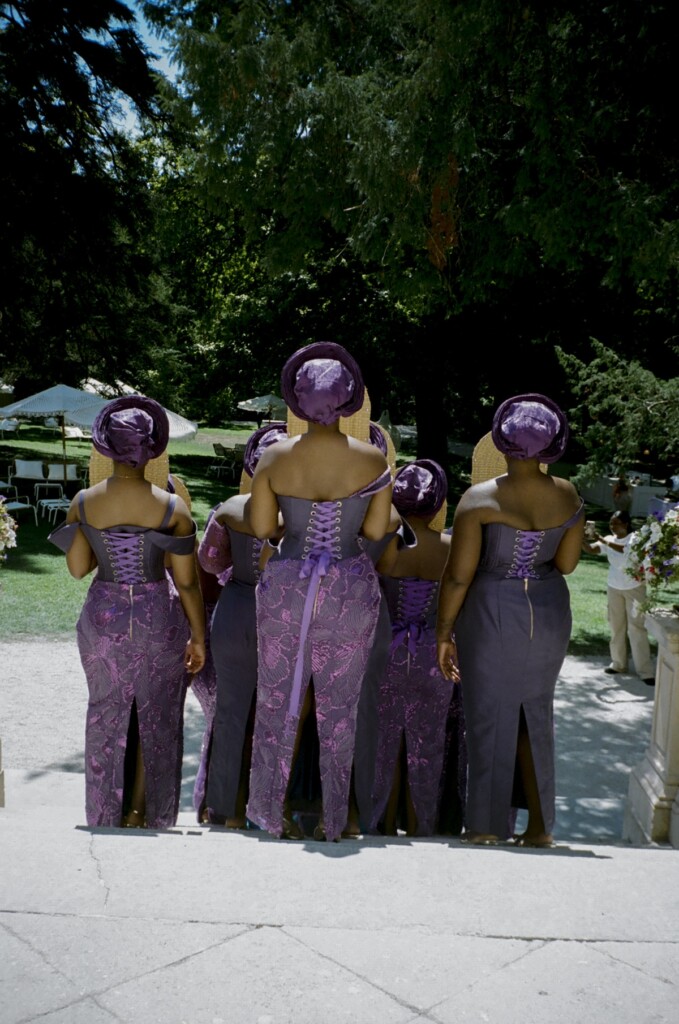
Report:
103,532,147,639
287,502,343,722
506,531,544,641
390,579,437,671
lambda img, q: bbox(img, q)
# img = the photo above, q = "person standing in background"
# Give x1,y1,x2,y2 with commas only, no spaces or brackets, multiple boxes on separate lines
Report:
582,511,655,686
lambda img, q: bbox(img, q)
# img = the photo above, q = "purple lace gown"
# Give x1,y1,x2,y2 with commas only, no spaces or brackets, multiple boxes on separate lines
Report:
454,502,584,839
49,493,196,828
371,576,459,835
197,516,264,820
189,596,218,820
247,470,391,841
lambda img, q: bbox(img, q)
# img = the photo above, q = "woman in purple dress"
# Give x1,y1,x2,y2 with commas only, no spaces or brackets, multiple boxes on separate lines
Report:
437,394,584,847
247,342,393,842
49,397,205,829
371,459,464,836
196,422,287,828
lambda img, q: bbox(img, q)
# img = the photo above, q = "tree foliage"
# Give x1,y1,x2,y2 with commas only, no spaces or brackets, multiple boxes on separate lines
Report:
557,339,679,484
139,0,679,455
0,1,163,390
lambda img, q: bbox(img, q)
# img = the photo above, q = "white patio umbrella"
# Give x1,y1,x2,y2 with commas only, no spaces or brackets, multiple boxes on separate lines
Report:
66,399,198,441
1,384,109,462
237,393,287,423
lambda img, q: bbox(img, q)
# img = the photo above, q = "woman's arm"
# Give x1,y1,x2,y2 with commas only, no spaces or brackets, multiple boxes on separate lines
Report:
170,508,206,674
436,499,483,681
248,461,281,539
361,481,393,542
554,516,586,575
63,493,97,579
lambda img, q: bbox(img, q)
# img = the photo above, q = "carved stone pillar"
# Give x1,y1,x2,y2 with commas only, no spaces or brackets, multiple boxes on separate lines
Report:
0,737,4,807
623,611,679,845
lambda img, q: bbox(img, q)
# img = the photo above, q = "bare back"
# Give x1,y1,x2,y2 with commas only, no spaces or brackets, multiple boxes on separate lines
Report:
378,519,451,581
464,471,581,532
261,431,388,501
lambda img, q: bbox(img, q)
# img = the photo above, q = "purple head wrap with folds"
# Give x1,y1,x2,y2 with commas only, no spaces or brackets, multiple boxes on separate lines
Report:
392,459,448,518
281,341,365,424
369,421,388,455
243,421,288,477
491,393,568,464
92,395,169,467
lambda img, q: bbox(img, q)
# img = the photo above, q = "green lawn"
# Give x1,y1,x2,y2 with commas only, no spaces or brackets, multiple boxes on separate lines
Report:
2,426,676,648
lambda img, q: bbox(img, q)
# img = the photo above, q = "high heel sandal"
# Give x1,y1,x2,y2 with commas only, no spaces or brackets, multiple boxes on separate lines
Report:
122,809,146,829
280,816,305,840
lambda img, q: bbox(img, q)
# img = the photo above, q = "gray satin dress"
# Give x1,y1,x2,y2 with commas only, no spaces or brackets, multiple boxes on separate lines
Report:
197,514,263,821
454,502,583,839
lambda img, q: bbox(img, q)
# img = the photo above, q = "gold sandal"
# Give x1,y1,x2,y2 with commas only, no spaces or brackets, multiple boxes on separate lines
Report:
122,809,146,829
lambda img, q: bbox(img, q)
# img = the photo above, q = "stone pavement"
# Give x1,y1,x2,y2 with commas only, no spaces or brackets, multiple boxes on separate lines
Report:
1,639,678,1024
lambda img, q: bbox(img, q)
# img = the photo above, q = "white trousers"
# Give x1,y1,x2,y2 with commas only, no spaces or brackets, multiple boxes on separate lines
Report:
607,585,654,678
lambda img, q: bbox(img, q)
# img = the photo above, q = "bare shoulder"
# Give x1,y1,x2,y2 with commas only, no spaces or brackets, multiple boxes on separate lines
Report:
348,435,389,468
455,480,500,515
217,493,250,529
552,475,582,509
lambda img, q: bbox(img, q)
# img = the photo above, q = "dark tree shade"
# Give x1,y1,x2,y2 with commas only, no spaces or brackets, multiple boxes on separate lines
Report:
0,1,163,388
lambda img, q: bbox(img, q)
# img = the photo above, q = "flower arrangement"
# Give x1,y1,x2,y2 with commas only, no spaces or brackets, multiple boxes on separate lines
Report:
626,506,679,612
0,496,18,566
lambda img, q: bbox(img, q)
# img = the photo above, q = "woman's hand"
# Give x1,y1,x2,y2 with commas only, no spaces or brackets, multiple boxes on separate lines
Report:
437,638,460,683
184,639,206,675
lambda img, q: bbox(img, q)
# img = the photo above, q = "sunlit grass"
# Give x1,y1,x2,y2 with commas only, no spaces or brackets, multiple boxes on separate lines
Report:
2,428,676,643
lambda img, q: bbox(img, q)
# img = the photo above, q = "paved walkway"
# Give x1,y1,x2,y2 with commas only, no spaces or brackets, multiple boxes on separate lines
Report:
1,639,678,1023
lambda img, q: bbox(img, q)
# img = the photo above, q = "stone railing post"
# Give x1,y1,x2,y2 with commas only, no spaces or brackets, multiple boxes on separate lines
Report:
623,610,679,846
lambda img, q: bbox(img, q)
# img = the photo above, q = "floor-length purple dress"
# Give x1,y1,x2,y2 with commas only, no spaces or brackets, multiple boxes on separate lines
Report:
49,493,195,828
454,503,584,839
189,597,218,820
371,575,459,835
247,469,391,841
197,515,264,821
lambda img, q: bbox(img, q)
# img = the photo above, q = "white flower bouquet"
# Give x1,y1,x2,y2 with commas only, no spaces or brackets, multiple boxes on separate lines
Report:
626,507,679,612
0,496,18,566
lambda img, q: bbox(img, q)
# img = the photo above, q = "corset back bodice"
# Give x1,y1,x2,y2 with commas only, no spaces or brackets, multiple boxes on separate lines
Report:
78,492,195,584
382,575,439,655
477,501,584,581
228,529,263,587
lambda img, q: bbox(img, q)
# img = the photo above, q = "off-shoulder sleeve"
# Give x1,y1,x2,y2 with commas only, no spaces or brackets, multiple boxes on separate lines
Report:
563,498,585,529
150,520,197,556
353,467,393,499
48,521,81,553
197,510,233,575
396,517,417,549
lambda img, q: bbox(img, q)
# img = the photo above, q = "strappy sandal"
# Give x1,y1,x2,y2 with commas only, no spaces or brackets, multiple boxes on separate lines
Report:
280,816,305,840
512,834,555,849
122,809,146,829
460,831,499,846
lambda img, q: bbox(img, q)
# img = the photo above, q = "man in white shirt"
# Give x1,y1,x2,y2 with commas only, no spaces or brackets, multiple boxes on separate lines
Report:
583,511,655,685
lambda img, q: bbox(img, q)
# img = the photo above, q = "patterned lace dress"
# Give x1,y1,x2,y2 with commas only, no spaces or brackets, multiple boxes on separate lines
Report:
247,469,391,841
371,575,461,835
49,493,196,828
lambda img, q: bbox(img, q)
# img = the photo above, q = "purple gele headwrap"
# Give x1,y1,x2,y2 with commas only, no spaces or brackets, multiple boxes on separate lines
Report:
369,421,388,455
491,393,568,464
92,395,169,467
392,459,448,518
281,341,365,424
243,421,288,477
